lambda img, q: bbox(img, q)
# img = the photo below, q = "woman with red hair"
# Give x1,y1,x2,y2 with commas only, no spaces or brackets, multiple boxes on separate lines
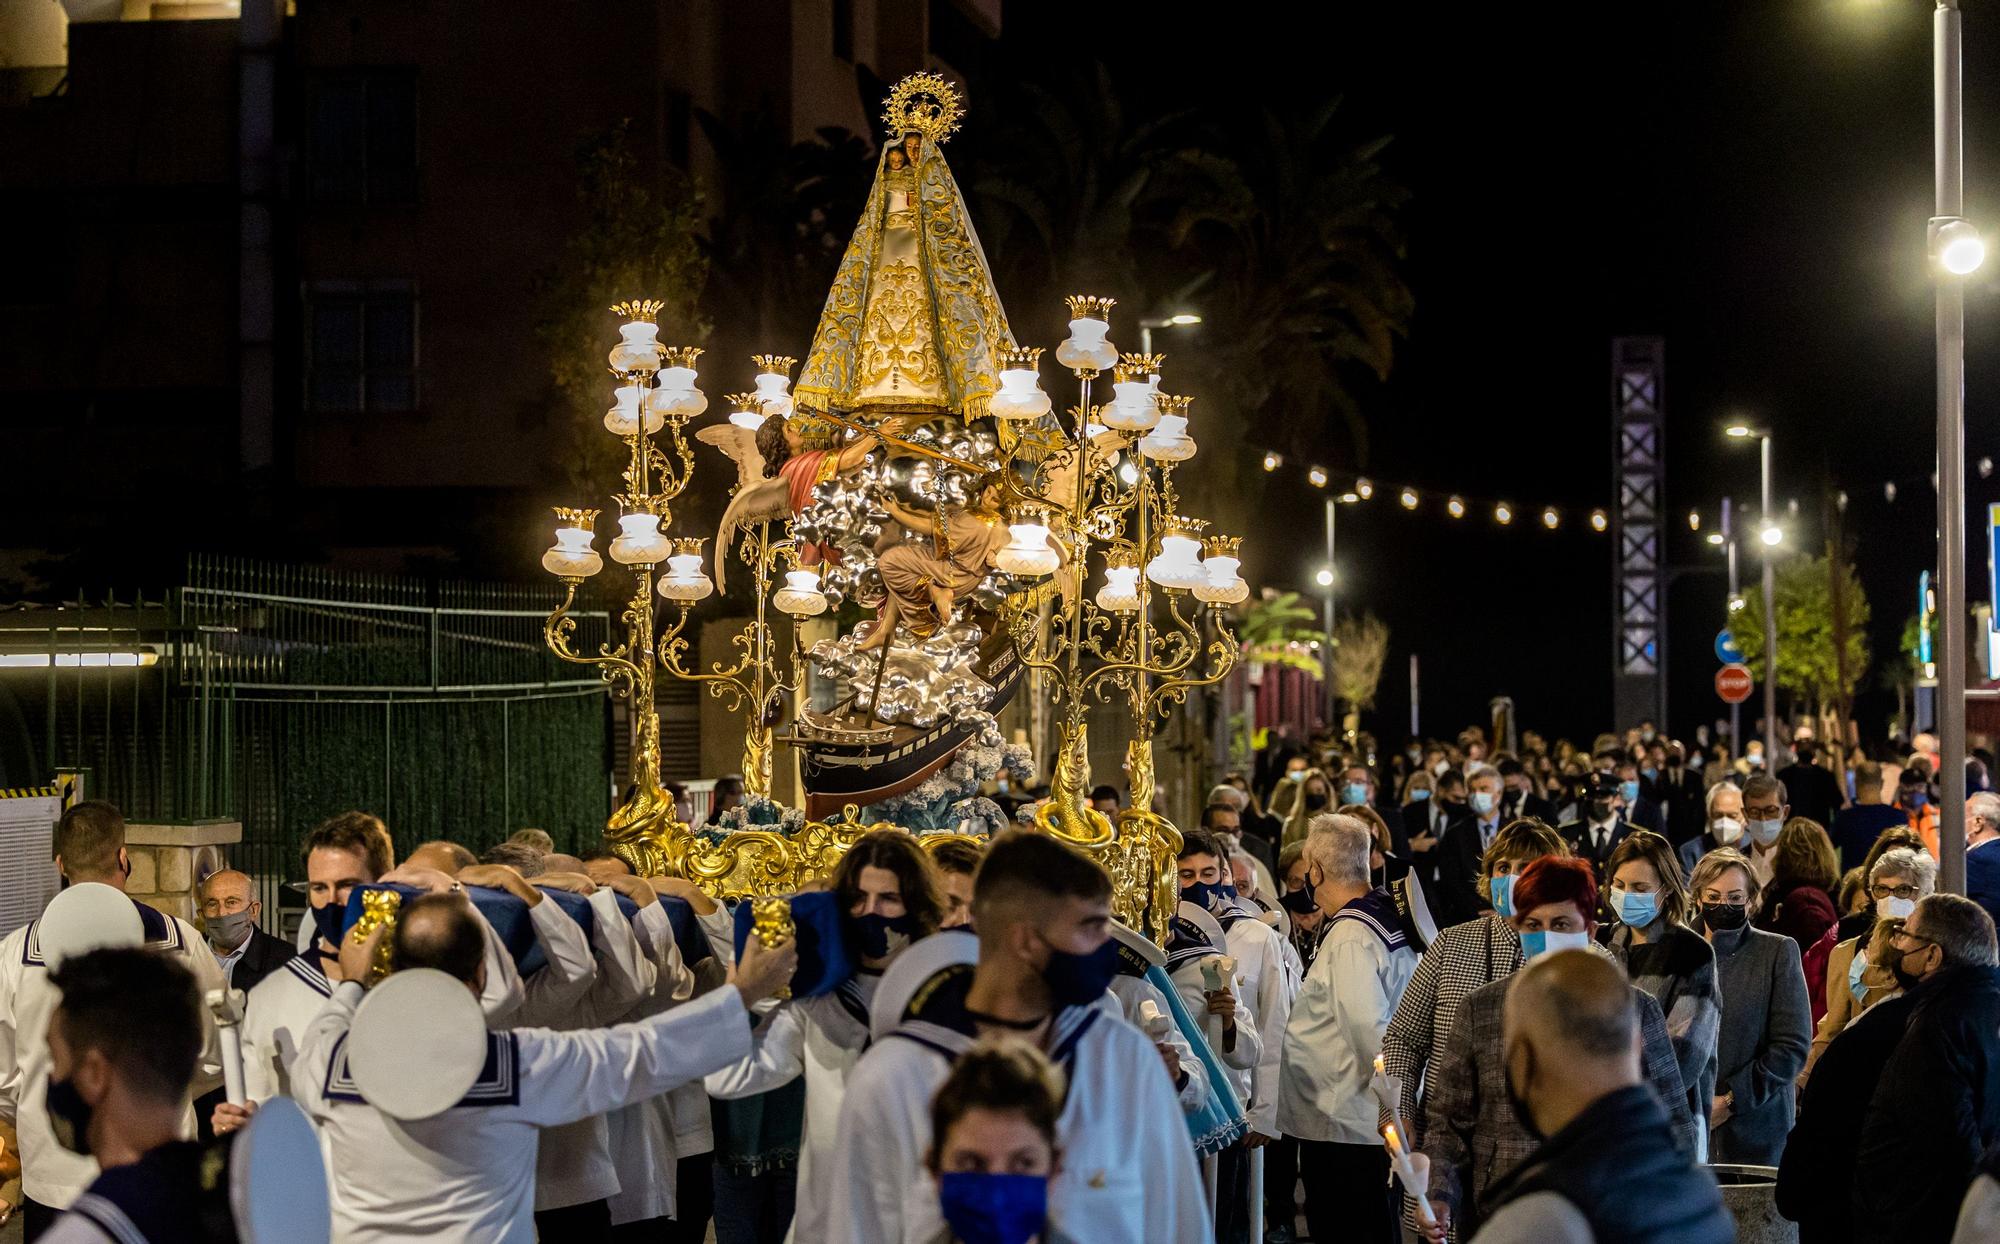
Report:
1413,856,1699,1242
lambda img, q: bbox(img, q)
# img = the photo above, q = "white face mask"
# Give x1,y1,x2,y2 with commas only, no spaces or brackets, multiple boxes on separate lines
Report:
1711,816,1744,846
1879,895,1917,920
1431,760,1450,778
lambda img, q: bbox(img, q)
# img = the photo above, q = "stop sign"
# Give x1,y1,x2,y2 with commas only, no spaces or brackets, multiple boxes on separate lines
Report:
1716,663,1754,704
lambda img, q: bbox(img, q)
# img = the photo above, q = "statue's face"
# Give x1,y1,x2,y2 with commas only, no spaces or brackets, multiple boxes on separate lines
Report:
886,148,905,170
902,132,921,160
783,421,804,454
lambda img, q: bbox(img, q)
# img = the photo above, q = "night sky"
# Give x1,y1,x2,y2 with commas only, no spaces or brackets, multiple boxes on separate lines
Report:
1052,1,2000,744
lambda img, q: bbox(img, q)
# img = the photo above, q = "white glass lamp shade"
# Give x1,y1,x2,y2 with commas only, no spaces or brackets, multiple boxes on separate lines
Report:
990,368,1053,420
993,520,1060,576
752,370,795,419
542,525,603,579
609,513,670,566
1101,379,1161,432
605,384,663,436
1095,563,1142,612
608,321,662,376
1145,531,1207,589
1194,554,1248,605
647,367,708,420
773,568,829,617
657,548,714,602
728,400,767,430
1138,414,1196,461
1055,318,1118,372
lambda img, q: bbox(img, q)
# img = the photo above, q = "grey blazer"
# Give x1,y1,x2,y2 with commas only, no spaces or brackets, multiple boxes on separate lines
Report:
1709,923,1812,1165
1422,975,1697,1234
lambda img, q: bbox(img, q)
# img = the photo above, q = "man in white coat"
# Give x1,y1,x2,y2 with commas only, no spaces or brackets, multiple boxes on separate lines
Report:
295,891,795,1243
824,830,1208,1244
1277,812,1419,1243
1180,828,1296,1244
0,801,223,1235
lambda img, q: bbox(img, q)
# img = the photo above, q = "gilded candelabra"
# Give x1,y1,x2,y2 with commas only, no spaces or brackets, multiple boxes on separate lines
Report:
541,302,707,876
992,298,1246,940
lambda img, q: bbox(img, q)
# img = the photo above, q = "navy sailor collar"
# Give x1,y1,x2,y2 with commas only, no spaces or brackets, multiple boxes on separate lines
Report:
322,1029,521,1109
22,896,181,966
888,964,1099,1079
1330,889,1411,953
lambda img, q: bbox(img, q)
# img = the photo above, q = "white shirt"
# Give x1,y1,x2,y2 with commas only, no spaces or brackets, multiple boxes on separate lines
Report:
295,979,753,1244
606,900,699,1227
707,975,878,1242
213,937,249,988
241,954,336,1105
1107,973,1211,1115
0,899,224,1210
823,1005,1208,1243
1221,905,1295,1137
526,890,632,1214
1168,957,1263,1077
1276,905,1418,1143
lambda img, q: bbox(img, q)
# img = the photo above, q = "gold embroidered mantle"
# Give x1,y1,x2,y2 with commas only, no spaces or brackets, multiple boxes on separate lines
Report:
794,142,1016,420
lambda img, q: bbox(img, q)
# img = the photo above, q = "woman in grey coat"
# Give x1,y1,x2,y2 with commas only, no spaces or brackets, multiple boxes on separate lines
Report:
1689,847,1812,1165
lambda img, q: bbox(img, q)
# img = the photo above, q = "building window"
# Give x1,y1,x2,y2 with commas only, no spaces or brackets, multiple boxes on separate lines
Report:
307,70,418,204
832,0,855,61
663,89,692,170
306,283,417,413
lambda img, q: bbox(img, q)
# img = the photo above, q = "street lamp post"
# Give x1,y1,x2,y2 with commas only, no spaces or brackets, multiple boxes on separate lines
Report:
1933,0,1982,892
1324,496,1337,729
1722,498,1742,755
1726,425,1780,768
1138,312,1203,355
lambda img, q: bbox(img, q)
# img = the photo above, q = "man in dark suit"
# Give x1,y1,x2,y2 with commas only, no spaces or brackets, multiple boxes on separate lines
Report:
1435,765,1506,926
1496,757,1555,825
1404,768,1468,911
197,867,294,993
1339,761,1407,854
1966,792,2000,928
1559,772,1634,880
1777,738,1844,828
1612,759,1665,835
194,867,295,1141
1649,742,1707,847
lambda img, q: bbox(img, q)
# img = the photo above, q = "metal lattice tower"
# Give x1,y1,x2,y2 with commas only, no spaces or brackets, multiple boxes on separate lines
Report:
1612,338,1666,728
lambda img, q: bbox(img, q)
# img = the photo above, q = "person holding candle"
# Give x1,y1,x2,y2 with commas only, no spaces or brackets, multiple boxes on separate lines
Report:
1276,814,1420,1243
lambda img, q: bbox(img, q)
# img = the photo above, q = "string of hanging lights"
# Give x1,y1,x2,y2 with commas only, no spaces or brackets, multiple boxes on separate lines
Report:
1254,450,1611,534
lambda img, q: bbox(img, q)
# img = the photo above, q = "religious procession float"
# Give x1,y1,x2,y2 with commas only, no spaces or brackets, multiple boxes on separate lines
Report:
537,74,1248,939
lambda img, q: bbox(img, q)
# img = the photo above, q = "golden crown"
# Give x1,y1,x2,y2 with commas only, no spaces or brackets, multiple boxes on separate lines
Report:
1203,534,1242,558
1065,295,1117,321
660,345,703,369
1000,346,1045,369
726,392,761,411
552,506,600,532
752,354,797,377
1155,393,1194,416
610,299,665,323
882,72,964,145
1115,353,1165,382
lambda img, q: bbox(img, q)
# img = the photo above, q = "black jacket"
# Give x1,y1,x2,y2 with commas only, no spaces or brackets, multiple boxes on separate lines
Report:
1434,813,1496,928
230,926,298,994
1484,1084,1734,1244
1852,964,2000,1242
1559,817,1636,879
1777,990,1919,1242
1779,761,1846,829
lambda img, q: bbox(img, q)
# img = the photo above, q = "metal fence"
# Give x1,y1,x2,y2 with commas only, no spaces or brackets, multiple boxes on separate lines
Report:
0,557,615,928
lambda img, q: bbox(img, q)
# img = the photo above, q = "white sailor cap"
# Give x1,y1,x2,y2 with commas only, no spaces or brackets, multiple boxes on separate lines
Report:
345,967,488,1120
869,928,978,1040
230,1096,331,1243
40,883,144,968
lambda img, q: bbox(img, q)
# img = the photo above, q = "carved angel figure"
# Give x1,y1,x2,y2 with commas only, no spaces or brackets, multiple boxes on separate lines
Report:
695,417,886,590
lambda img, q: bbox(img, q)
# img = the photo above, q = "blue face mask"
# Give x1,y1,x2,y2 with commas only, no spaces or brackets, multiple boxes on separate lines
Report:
1041,937,1120,1007
1612,888,1658,929
311,900,347,950
1470,791,1497,817
1489,873,1517,918
1342,782,1370,807
1179,880,1237,913
1908,791,1929,810
1848,946,1870,1006
1641,767,1657,781
851,911,921,960
1619,780,1641,806
1409,788,1432,802
938,1171,1050,1244
1519,929,1591,962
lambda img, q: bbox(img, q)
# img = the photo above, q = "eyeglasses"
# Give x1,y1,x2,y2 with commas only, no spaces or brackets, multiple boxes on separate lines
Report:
1870,882,1921,901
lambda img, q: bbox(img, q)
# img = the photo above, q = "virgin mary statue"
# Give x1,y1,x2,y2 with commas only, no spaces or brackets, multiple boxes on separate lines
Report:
792,74,1017,422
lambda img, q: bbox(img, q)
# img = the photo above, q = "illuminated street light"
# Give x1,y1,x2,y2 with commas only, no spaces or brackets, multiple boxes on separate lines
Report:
1337,490,1361,504
1728,594,1746,613
1314,568,1333,588
1936,217,1986,275
1760,522,1783,547
1589,509,1608,532
1724,424,1754,439
1354,477,1373,500
1688,510,1701,531
1168,313,1202,326
1706,531,1726,547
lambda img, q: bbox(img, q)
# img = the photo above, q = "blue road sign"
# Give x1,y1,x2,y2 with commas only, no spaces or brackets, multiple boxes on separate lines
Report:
1715,630,1744,664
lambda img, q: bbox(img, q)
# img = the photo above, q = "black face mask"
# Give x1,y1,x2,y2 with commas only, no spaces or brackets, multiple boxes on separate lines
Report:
1303,791,1330,811
1882,941,1925,993
1279,873,1321,916
46,1076,93,1155
311,900,346,950
1702,902,1749,932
